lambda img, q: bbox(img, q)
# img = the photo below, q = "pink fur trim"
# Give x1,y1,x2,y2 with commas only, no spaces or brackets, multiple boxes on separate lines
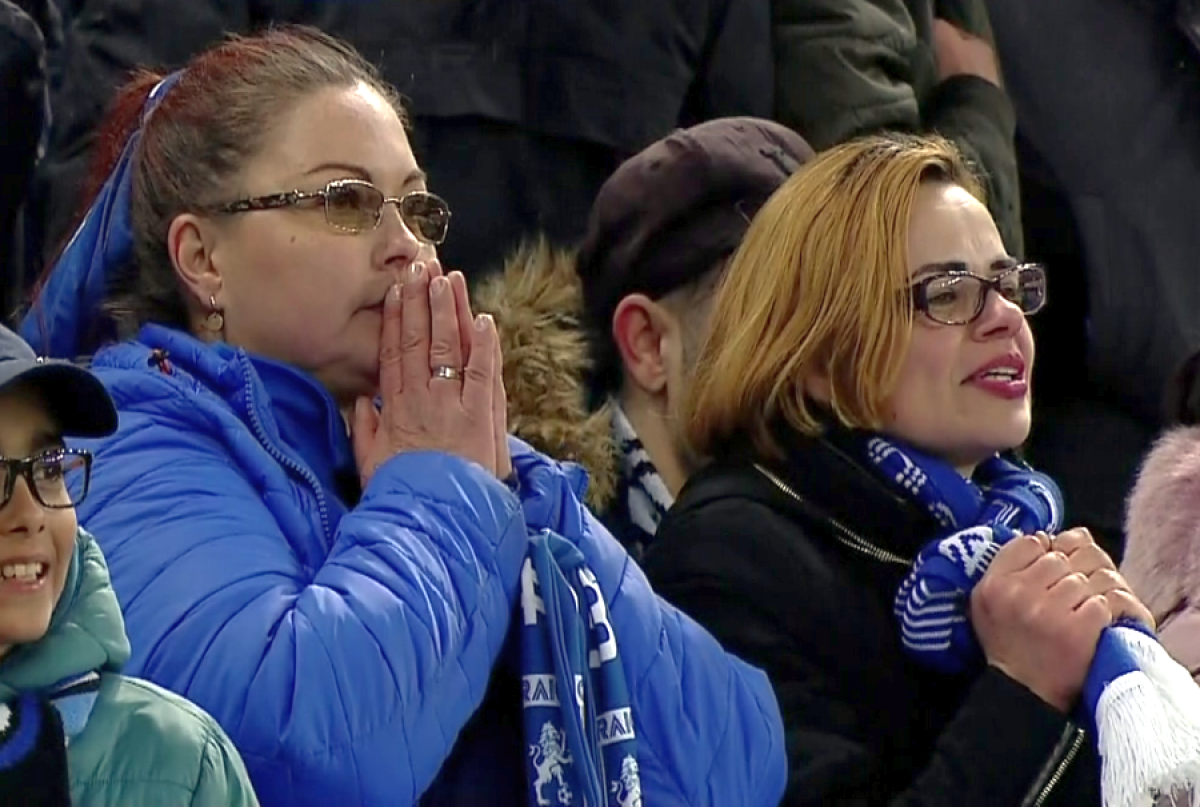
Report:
1122,426,1200,623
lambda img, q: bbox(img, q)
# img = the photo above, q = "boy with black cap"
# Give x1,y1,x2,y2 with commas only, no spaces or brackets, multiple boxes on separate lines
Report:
575,117,814,556
0,324,257,805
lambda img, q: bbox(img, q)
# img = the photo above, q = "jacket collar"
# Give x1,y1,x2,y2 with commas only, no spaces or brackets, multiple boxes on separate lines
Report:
97,324,354,497
0,530,130,700
733,425,943,562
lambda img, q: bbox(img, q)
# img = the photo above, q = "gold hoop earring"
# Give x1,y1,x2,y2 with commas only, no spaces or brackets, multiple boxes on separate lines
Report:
203,295,224,333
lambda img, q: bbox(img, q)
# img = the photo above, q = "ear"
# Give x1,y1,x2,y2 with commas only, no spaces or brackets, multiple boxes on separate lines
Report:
167,213,223,307
612,294,674,396
802,365,832,405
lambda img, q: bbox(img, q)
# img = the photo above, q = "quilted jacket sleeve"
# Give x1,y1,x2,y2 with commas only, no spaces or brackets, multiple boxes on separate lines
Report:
189,727,261,807
75,406,528,806
511,442,787,805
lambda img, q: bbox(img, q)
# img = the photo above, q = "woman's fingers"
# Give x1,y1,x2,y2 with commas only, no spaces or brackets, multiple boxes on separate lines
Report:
1065,544,1116,579
493,323,511,480
462,314,497,469
449,271,474,368
351,397,381,483
400,262,433,390
1105,589,1157,630
378,282,404,399
1051,527,1101,558
428,275,464,392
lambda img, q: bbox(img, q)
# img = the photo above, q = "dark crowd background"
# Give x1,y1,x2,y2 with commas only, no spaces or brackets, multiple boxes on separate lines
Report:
6,0,1200,561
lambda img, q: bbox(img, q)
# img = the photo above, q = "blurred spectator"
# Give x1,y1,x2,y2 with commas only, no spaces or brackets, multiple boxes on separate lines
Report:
0,324,256,806
22,28,787,807
773,0,1022,253
1123,424,1200,681
576,118,813,556
477,119,813,561
32,0,772,292
1123,348,1200,680
0,0,46,320
477,120,813,561
985,0,1200,559
645,134,1124,804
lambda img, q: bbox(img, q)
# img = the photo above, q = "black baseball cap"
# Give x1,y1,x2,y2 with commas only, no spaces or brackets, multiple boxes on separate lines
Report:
0,324,118,438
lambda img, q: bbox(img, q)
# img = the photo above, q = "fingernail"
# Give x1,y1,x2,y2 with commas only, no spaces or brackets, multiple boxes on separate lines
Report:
388,283,401,302
475,313,493,331
407,262,425,281
430,276,448,297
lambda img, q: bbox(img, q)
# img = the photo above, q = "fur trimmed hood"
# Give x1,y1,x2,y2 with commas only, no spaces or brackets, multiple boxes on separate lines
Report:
1122,425,1200,676
475,241,618,513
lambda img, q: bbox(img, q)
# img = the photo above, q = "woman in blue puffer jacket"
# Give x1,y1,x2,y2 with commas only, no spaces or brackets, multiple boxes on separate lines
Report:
21,26,786,807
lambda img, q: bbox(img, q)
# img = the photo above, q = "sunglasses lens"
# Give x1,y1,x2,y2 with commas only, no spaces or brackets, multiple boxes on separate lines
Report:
325,182,381,232
401,193,450,244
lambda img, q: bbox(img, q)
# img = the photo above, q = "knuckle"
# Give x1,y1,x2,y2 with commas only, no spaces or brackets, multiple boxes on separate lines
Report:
379,345,403,367
464,364,491,385
977,576,1020,615
400,330,424,352
402,276,426,298
429,337,455,359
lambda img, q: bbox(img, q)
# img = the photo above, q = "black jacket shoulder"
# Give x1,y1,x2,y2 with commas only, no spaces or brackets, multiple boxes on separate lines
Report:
644,440,1100,806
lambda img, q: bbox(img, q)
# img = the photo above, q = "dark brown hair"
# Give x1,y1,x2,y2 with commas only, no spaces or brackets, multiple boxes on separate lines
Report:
42,26,406,345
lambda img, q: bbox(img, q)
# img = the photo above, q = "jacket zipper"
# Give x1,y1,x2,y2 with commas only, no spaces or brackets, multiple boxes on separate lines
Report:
238,356,333,542
1024,726,1086,807
753,463,911,567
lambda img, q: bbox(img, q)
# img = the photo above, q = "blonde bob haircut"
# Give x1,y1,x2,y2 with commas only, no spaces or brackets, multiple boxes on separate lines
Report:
685,133,985,460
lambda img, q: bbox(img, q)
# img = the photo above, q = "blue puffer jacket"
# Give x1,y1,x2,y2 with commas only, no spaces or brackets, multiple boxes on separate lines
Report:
71,324,786,806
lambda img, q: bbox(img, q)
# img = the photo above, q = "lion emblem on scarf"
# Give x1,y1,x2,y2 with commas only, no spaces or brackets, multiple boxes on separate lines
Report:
529,721,573,805
610,755,642,807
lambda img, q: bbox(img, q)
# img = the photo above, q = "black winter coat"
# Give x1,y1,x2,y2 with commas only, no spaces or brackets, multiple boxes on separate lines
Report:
644,429,1102,806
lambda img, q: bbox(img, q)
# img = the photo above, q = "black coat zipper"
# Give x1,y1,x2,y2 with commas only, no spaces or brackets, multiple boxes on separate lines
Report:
754,463,911,566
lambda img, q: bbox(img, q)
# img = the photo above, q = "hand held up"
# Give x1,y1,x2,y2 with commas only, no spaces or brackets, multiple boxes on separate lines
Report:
932,19,1002,88
971,532,1112,712
352,261,512,486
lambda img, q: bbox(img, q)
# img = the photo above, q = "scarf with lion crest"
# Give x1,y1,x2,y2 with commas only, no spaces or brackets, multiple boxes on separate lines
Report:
519,529,641,807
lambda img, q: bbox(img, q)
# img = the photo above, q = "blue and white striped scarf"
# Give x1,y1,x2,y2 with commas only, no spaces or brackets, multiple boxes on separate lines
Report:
865,436,1200,807
519,530,641,807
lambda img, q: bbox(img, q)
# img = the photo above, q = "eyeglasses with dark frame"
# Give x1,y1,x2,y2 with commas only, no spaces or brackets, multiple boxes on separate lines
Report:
910,263,1047,326
211,179,452,244
0,448,92,511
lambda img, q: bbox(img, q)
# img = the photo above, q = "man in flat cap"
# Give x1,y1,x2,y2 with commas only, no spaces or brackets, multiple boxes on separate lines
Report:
576,117,814,557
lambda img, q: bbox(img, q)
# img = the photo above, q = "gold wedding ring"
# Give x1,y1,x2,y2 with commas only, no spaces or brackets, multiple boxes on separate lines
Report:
432,365,464,381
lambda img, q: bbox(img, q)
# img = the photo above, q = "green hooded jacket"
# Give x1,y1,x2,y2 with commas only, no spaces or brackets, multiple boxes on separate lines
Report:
0,529,258,806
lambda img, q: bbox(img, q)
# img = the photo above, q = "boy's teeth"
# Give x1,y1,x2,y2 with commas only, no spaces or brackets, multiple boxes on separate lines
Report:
0,563,45,581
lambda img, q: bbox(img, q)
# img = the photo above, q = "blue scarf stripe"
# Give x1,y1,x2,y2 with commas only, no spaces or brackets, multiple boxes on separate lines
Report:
521,531,641,807
0,672,101,774
0,694,42,769
864,434,1200,801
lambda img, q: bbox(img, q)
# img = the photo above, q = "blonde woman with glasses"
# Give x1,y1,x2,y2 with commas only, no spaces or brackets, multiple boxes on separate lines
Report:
645,134,1161,806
